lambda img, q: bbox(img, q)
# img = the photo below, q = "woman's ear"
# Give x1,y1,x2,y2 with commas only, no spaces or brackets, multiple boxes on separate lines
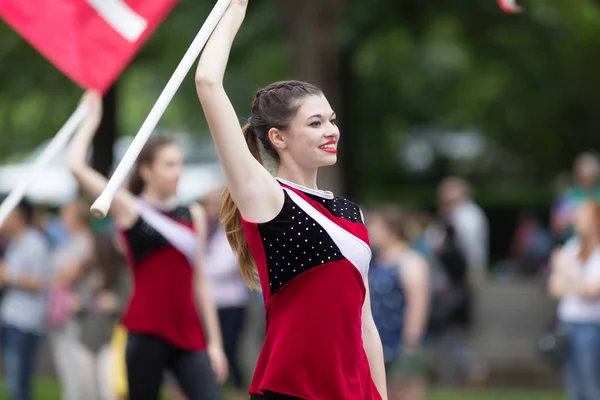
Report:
268,127,287,151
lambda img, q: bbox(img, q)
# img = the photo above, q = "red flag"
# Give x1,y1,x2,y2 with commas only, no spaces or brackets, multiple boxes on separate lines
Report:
0,0,177,93
497,0,522,13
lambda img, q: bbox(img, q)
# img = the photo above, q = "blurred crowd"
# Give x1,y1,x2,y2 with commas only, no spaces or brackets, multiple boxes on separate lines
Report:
0,187,257,400
0,150,599,400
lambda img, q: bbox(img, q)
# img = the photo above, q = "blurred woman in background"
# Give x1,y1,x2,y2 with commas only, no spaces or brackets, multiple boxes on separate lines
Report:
367,206,431,400
69,233,129,400
549,199,600,400
67,91,226,400
202,188,249,400
48,199,93,400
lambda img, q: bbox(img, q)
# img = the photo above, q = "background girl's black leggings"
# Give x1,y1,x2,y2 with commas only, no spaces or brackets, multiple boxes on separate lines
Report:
126,332,220,400
219,306,247,390
250,391,303,400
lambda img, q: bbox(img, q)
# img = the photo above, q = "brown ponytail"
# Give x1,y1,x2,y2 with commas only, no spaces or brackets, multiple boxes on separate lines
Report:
220,123,263,290
128,166,145,196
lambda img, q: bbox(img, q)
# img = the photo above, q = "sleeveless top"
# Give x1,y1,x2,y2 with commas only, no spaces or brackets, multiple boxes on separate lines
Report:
119,198,206,351
369,259,405,362
241,178,381,400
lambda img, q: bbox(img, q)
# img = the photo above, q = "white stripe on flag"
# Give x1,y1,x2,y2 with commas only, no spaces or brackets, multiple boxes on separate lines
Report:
85,0,148,42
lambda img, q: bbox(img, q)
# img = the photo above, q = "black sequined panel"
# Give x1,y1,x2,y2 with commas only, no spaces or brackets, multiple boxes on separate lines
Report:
124,206,192,264
258,193,345,295
167,206,193,223
305,194,364,224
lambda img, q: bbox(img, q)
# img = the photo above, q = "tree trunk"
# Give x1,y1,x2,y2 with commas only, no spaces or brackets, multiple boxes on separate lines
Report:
338,46,359,200
275,0,345,195
92,85,118,177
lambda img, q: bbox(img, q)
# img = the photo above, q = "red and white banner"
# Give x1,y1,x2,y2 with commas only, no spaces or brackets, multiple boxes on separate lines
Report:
0,0,177,93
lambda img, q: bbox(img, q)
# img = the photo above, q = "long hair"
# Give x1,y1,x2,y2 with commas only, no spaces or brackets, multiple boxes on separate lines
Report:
367,205,412,242
128,137,177,195
220,80,323,290
577,200,600,261
89,233,125,290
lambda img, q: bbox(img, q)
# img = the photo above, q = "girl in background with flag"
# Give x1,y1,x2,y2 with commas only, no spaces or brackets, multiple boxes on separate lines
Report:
67,92,227,400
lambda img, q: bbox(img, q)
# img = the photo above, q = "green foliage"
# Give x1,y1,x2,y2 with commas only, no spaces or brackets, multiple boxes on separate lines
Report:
0,0,286,153
2,0,600,202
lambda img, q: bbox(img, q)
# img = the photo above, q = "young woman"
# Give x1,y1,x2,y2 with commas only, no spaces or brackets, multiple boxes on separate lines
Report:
69,232,130,400
548,200,600,400
194,1,387,399
67,92,227,400
366,206,430,400
48,199,93,400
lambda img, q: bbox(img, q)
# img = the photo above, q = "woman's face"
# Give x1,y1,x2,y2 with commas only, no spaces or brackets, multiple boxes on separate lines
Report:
574,157,600,188
366,213,392,251
140,143,183,197
574,202,599,239
274,94,340,170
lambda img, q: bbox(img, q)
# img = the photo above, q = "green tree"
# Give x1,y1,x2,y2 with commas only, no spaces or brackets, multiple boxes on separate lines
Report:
4,0,600,205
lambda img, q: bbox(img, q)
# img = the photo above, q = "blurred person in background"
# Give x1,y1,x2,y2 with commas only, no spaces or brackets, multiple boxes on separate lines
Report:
407,211,435,256
366,206,430,400
551,152,600,244
166,188,251,400
67,91,226,400
507,212,553,278
427,218,487,385
33,203,70,249
434,176,488,385
203,188,249,400
0,198,51,400
47,199,93,400
69,233,130,400
406,211,449,308
437,177,488,288
548,199,600,400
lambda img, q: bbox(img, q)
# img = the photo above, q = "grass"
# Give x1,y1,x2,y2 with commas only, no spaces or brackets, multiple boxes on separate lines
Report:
428,389,562,400
0,378,564,400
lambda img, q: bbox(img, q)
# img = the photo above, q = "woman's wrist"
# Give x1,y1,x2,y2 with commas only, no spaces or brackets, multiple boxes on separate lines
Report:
403,332,422,349
207,341,224,352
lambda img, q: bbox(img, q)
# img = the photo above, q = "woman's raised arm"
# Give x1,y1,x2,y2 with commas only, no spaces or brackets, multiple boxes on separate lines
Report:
195,1,283,223
67,91,138,229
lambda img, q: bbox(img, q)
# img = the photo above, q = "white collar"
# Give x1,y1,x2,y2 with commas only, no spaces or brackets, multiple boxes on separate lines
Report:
275,177,334,199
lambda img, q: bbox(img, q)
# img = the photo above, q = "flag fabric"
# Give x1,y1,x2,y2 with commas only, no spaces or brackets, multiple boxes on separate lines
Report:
0,0,177,93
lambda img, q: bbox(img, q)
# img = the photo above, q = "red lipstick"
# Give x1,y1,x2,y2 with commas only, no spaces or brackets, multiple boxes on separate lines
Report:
319,140,337,154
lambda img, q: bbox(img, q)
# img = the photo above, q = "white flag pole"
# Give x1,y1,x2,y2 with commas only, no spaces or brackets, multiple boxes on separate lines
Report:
0,102,90,227
90,0,232,219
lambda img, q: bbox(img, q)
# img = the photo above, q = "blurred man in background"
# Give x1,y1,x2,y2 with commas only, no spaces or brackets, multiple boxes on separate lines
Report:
0,198,51,400
437,177,489,288
434,177,489,386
